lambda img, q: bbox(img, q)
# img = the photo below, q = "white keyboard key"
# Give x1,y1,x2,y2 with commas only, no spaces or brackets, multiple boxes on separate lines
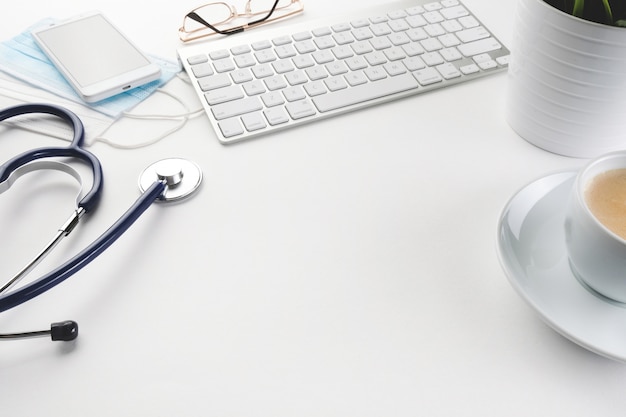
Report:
251,40,272,50
213,58,236,73
456,26,490,43
406,15,428,28
241,112,267,131
440,47,462,62
352,27,374,41
458,15,479,28
304,81,328,96
272,60,295,74
421,38,443,52
413,67,442,85
285,70,308,85
187,54,208,65
440,5,469,19
286,100,317,119
265,76,288,91
231,45,251,55
436,63,461,79
312,73,418,112
424,2,443,11
243,80,266,96
422,52,444,66
306,67,329,81
332,46,355,60
293,31,311,41
460,63,480,74
255,49,277,63
344,71,368,86
292,54,315,69
345,56,369,71
275,44,297,59
251,64,274,79
234,54,256,68
283,86,307,101
312,49,335,64
191,63,214,78
384,62,407,76
365,66,388,81
403,56,426,71
264,107,290,125
457,37,502,57
496,55,511,66
312,26,332,36
209,49,230,60
205,85,244,105
231,69,253,84
423,11,444,24
325,76,349,91
406,5,426,15
261,92,285,107
198,74,231,92
439,34,460,48
211,97,263,120
218,118,244,138
351,18,370,28
272,36,292,46
477,59,497,70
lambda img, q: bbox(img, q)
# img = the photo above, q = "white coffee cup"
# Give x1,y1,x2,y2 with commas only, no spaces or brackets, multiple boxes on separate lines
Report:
565,152,626,303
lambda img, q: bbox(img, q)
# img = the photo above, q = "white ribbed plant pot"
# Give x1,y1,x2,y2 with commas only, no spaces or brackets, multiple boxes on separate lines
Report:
506,0,626,158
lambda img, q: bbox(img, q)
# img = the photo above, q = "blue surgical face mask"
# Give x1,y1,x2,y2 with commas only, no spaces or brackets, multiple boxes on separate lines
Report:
0,18,181,119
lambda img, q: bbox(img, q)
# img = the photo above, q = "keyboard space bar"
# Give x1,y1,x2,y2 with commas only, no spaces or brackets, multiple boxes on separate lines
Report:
312,74,419,113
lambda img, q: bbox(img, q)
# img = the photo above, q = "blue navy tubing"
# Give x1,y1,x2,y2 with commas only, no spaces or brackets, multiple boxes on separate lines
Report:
0,180,166,313
0,103,103,212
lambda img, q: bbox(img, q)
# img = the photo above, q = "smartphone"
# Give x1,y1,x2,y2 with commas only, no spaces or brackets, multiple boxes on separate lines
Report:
32,12,161,103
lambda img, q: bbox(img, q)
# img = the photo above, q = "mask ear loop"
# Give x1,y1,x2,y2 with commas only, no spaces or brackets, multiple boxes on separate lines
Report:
88,88,204,150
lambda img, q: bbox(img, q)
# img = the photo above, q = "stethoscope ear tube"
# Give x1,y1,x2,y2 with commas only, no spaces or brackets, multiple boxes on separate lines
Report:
0,180,166,313
0,103,103,212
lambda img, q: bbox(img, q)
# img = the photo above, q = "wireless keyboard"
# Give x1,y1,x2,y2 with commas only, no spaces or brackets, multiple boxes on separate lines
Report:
177,0,509,144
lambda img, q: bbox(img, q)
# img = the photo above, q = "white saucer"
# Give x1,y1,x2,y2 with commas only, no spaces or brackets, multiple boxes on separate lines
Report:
497,172,626,363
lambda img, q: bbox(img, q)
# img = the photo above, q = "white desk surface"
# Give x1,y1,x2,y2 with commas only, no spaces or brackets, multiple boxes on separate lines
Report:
2,0,625,416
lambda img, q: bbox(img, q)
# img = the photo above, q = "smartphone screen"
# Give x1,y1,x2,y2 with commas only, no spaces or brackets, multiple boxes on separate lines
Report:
32,13,161,102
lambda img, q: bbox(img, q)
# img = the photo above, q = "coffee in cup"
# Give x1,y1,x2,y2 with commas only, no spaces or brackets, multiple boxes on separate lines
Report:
565,152,626,303
584,168,626,241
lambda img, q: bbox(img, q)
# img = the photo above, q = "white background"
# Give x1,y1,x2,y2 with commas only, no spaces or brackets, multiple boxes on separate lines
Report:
2,0,625,416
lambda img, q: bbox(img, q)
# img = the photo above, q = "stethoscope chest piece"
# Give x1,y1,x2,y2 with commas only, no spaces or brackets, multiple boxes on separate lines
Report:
139,158,202,202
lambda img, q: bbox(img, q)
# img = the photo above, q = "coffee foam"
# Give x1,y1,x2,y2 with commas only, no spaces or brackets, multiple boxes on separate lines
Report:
585,168,626,241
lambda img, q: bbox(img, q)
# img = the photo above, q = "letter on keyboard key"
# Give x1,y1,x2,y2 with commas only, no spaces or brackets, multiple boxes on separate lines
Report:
312,73,419,112
211,97,263,120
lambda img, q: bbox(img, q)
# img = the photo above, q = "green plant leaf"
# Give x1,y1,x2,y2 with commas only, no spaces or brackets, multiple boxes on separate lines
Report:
572,0,585,17
601,0,614,23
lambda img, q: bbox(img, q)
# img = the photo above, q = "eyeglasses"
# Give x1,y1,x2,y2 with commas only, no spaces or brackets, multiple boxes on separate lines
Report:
179,0,304,42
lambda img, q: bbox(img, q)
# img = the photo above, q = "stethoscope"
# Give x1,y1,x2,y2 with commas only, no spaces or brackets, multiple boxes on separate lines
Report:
0,103,202,342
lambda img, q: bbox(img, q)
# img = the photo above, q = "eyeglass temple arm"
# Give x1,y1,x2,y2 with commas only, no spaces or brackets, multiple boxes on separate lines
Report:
186,0,281,37
186,11,244,35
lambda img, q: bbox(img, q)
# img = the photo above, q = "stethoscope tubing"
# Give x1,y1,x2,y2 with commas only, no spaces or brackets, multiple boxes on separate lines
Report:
0,103,103,212
0,180,166,313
